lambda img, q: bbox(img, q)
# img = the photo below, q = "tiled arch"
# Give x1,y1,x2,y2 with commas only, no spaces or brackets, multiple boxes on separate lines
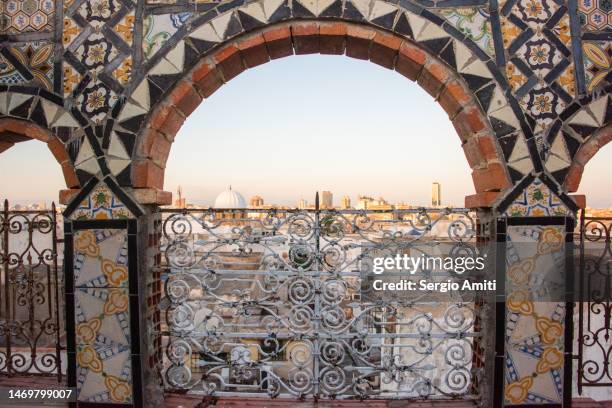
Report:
125,20,514,201
0,116,78,189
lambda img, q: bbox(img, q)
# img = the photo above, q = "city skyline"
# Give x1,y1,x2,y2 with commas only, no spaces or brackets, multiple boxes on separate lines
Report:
1,56,611,207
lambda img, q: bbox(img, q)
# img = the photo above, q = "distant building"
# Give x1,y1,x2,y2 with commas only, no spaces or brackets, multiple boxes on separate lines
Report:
214,186,246,209
320,191,333,209
432,182,441,206
250,195,264,208
355,196,390,210
298,198,307,209
341,196,351,209
175,186,187,208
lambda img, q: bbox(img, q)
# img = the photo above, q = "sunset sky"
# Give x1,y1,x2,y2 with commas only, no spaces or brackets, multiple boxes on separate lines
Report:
1,55,610,208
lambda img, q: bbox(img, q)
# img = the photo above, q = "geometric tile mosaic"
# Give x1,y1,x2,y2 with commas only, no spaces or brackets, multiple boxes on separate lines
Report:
582,40,612,93
70,183,135,220
1,0,55,33
73,229,129,288
504,225,566,404
438,8,495,57
504,179,570,216
578,0,612,31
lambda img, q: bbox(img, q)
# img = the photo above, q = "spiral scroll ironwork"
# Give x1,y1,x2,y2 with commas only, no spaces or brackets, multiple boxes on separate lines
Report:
0,200,63,380
159,206,482,400
577,214,612,393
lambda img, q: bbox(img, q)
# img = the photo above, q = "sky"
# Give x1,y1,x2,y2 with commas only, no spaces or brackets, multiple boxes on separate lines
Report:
0,55,610,208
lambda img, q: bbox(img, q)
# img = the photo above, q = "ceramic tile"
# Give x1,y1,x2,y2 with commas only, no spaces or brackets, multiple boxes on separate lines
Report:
504,179,570,216
583,41,612,93
143,13,192,60
76,341,132,403
73,229,129,287
77,0,123,29
70,183,135,220
579,0,612,31
439,8,495,57
504,225,566,404
2,0,55,33
75,287,130,345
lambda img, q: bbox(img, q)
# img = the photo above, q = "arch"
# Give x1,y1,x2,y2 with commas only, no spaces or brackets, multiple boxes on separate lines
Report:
128,21,512,200
565,123,612,193
0,118,79,189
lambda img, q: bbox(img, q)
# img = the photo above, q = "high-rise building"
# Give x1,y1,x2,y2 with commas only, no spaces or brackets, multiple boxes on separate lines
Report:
341,195,351,209
320,191,333,209
175,186,187,208
432,182,441,206
250,195,264,207
298,198,307,209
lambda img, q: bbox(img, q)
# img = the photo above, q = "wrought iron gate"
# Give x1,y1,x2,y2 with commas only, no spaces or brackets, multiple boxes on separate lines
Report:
576,210,612,393
159,198,484,400
0,199,64,380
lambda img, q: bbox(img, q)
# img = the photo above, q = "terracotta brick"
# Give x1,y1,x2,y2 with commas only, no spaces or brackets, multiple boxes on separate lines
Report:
464,191,500,208
132,160,165,189
237,34,270,68
194,68,224,98
452,106,487,141
263,26,293,59
292,22,320,55
192,60,215,83
59,188,80,205
462,138,485,169
417,60,450,98
564,163,583,193
0,140,14,154
174,83,202,118
370,32,401,69
471,162,510,192
477,135,498,162
131,188,173,205
575,139,599,166
149,105,172,131
214,45,245,81
61,162,80,188
395,42,426,81
438,81,471,118
47,138,70,164
25,123,52,142
158,107,185,141
319,22,346,55
346,25,375,60
569,194,586,209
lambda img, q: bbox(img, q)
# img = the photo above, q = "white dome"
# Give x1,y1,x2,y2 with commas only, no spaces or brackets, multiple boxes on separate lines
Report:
214,187,246,209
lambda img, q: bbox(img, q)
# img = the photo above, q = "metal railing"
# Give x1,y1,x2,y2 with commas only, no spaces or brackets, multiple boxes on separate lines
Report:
576,212,612,393
158,198,485,400
0,200,64,381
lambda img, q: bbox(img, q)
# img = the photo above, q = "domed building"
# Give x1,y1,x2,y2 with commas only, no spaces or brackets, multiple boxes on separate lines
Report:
214,186,246,209
213,186,247,221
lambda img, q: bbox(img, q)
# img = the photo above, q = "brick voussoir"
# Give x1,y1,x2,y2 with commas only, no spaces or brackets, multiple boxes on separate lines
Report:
291,22,321,55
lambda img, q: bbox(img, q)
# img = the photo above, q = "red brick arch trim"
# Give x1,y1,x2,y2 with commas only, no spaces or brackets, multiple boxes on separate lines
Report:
0,118,79,189
134,21,511,197
564,122,612,193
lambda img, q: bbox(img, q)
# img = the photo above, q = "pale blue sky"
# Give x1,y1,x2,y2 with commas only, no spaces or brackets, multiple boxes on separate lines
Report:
0,55,610,207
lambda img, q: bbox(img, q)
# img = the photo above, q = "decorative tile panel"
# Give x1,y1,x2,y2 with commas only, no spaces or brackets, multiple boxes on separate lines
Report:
578,0,612,31
70,183,135,220
143,13,192,60
504,225,566,405
438,8,495,57
73,229,129,288
75,287,132,403
504,179,570,216
1,0,55,33
582,40,611,93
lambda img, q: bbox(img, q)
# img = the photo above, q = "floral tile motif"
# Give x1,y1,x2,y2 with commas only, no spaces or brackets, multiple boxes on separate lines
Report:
520,83,567,133
438,8,495,57
114,10,135,46
78,0,122,29
504,225,566,405
70,183,134,220
579,0,612,31
63,62,84,98
63,16,83,48
112,56,133,86
76,342,132,403
1,0,55,33
75,33,120,74
583,41,612,93
143,13,192,60
77,79,119,123
73,229,129,287
501,0,575,136
504,179,570,216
